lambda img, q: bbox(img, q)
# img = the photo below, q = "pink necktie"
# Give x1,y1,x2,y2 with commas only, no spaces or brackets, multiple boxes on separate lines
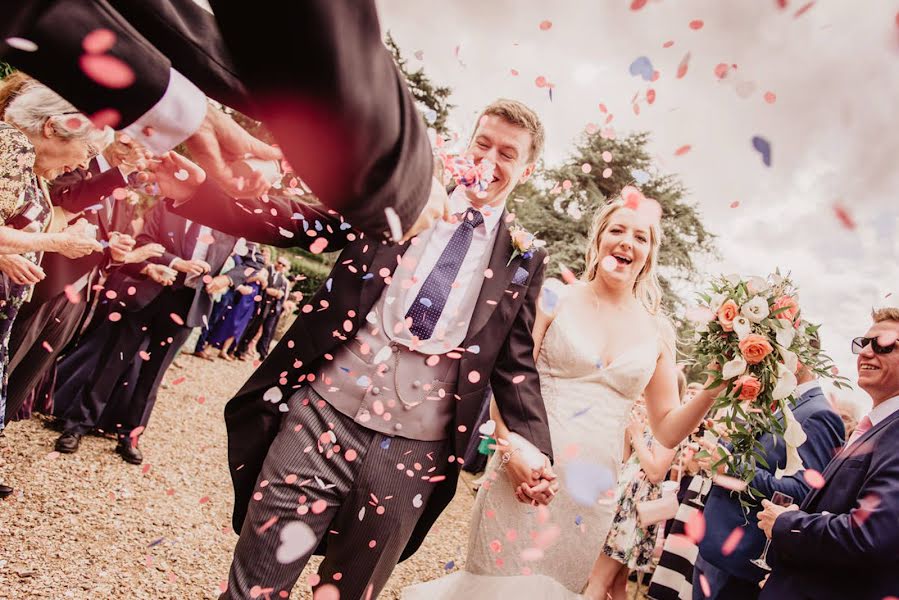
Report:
847,415,873,447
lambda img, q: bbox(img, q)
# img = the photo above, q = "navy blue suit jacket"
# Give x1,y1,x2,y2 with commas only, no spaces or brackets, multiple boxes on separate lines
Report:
698,385,845,583
761,406,899,600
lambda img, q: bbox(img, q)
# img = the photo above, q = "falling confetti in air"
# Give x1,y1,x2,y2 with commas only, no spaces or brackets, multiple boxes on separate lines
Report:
751,136,772,166
628,56,654,81
79,54,135,89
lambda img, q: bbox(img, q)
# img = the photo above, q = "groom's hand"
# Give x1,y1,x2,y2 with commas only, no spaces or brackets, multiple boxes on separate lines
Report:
518,457,559,505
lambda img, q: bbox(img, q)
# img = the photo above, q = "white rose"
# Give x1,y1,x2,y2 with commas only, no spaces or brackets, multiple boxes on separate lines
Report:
775,319,796,349
746,276,769,296
741,296,770,323
708,293,727,314
722,356,748,380
733,315,752,340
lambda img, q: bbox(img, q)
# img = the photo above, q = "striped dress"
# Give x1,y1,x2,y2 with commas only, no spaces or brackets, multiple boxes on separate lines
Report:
647,476,712,600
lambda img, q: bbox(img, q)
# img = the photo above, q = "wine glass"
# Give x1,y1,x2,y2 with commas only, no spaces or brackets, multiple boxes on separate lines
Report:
751,491,794,570
688,428,720,507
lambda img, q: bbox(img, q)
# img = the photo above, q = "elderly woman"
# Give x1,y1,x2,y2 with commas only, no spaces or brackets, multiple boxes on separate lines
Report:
0,73,104,497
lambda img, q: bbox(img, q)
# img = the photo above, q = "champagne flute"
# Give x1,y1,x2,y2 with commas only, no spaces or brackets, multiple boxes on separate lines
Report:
751,491,794,570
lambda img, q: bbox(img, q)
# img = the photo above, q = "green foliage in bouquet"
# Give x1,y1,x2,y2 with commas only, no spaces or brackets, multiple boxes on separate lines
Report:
689,272,850,510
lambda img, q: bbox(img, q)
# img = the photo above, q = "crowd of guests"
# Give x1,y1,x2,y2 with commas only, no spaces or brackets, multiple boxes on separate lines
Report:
0,72,300,491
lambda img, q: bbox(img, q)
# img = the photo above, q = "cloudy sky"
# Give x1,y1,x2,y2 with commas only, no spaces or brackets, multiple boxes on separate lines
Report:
377,0,899,411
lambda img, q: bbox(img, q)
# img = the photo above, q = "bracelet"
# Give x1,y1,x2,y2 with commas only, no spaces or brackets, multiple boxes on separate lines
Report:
500,447,521,468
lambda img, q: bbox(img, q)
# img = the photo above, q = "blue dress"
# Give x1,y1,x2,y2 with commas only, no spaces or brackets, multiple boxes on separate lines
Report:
206,281,262,347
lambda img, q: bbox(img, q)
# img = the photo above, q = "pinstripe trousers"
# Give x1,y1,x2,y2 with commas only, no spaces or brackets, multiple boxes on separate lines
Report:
221,386,452,600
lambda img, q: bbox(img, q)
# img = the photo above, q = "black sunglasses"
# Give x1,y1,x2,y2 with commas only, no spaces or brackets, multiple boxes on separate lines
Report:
851,336,898,355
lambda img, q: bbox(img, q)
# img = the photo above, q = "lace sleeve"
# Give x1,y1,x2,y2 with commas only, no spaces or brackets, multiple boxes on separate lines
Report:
0,125,37,224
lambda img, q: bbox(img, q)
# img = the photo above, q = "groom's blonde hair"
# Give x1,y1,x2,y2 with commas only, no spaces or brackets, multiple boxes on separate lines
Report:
475,99,545,162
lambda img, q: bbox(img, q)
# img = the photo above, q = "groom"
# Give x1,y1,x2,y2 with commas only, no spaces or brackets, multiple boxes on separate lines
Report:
164,99,556,599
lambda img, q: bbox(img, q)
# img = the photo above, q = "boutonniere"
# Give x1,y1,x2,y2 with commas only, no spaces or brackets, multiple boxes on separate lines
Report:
508,225,543,266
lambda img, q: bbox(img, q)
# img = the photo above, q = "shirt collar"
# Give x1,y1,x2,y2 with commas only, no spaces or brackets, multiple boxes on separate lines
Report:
449,186,503,233
794,380,821,399
868,394,899,426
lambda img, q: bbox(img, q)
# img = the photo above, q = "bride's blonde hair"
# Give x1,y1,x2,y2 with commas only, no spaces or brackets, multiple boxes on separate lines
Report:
583,199,664,315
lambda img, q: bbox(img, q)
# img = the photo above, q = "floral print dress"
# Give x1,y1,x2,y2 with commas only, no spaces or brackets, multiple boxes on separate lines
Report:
0,123,52,430
602,428,666,572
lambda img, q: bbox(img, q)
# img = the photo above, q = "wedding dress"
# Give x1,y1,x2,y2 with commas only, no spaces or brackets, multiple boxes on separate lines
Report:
404,281,663,598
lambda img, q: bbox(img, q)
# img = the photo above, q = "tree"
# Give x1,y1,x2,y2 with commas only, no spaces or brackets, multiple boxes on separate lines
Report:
385,31,454,136
513,130,716,329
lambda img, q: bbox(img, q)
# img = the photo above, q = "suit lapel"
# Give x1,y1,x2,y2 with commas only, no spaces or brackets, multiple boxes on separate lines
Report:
465,218,518,343
803,409,899,509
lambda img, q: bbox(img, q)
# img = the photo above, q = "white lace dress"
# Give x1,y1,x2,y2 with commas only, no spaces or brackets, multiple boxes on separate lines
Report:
404,282,662,598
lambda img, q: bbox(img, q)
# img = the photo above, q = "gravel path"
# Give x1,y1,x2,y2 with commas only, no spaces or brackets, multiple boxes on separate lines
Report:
0,354,473,599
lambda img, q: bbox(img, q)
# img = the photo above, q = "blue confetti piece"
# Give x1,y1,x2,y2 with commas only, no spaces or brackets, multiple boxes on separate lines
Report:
595,358,604,369
302,221,310,231
314,220,323,231
467,345,481,355
326,278,333,292
564,461,616,506
147,537,165,548
424,109,438,124
419,298,432,308
339,222,352,230
291,212,306,220
575,516,583,526
362,273,374,280
339,366,351,373
380,438,391,450
752,135,772,167
541,287,559,314
356,375,371,387
631,169,650,184
628,56,654,81
444,560,455,570
572,406,592,418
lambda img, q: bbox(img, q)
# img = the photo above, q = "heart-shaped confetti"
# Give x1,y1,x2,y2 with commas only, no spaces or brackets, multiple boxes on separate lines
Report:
275,521,316,564
628,56,654,81
174,169,189,181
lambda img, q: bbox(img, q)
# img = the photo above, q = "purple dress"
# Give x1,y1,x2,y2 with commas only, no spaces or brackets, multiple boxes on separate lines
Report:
206,282,262,347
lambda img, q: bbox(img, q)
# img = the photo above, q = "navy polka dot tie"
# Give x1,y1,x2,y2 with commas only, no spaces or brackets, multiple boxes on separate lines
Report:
405,208,484,340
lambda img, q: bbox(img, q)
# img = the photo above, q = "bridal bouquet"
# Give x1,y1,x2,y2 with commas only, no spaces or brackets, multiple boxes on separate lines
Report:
688,272,849,504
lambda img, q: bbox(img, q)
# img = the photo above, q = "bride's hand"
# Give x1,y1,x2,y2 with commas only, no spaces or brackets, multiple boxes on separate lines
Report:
504,451,541,504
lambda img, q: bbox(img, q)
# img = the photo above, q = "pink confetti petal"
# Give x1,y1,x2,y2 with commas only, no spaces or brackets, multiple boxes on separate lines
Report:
309,237,328,254
79,54,135,89
674,144,692,156
601,256,618,272
82,28,116,54
676,52,691,79
169,313,184,326
539,20,552,30
803,469,825,489
89,108,121,129
630,0,649,10
5,37,38,52
64,284,82,304
794,1,815,17
108,312,122,322
689,19,704,30
685,510,706,543
721,527,744,556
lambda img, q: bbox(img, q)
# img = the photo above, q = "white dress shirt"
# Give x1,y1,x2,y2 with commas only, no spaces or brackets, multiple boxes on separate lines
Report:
867,394,899,427
123,69,207,155
398,187,503,341
794,380,821,399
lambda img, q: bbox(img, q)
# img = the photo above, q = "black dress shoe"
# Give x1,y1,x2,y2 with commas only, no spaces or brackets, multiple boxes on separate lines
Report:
0,484,13,499
115,441,143,465
55,432,82,453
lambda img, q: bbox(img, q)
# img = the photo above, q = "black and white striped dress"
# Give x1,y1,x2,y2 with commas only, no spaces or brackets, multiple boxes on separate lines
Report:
647,476,712,600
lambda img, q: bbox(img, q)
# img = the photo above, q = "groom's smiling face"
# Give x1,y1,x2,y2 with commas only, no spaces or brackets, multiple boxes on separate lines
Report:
465,115,535,208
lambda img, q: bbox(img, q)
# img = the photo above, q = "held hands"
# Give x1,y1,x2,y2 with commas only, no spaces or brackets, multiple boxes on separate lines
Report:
184,104,282,199
757,499,799,539
171,258,211,276
143,263,177,286
0,254,45,285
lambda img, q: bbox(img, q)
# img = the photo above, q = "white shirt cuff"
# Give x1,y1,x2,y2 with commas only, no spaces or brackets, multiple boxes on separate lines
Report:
123,69,208,155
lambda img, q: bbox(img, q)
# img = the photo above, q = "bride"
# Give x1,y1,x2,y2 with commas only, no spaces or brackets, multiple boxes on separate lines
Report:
404,199,720,599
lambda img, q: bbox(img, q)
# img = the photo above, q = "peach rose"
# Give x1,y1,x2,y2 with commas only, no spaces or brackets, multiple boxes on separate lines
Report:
717,299,739,331
773,295,800,323
734,374,762,401
739,334,774,365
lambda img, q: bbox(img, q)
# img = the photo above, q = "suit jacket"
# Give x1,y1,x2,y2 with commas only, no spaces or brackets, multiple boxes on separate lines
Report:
106,200,242,328
3,0,433,237
761,408,899,600
170,183,554,560
699,385,844,583
261,265,290,315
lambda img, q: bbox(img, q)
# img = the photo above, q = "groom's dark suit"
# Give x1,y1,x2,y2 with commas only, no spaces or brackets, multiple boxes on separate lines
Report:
170,183,553,596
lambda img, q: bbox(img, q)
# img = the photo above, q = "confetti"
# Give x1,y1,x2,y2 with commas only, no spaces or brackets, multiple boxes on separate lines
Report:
108,312,122,322
674,144,692,156
5,37,38,52
794,1,815,17
689,19,704,30
63,284,82,304
751,135,772,166
82,29,116,54
309,237,328,254
89,108,121,129
601,256,618,272
174,169,189,181
676,52,691,79
79,54,135,89
730,200,740,208
763,91,777,104
539,20,553,30
630,0,648,10
275,521,317,564
803,469,825,489
685,510,706,543
169,313,185,326
563,461,615,506
628,56,654,81
832,203,856,229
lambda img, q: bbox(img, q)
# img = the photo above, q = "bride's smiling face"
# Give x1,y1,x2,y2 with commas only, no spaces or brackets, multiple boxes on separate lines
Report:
597,208,652,286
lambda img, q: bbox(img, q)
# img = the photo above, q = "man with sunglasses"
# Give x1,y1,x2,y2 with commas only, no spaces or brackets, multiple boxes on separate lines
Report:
758,308,899,599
